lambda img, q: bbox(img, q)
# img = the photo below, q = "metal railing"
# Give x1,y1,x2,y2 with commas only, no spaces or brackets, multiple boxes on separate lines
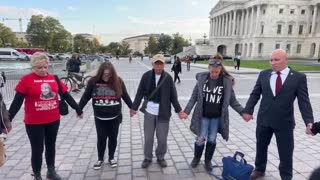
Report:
0,60,102,102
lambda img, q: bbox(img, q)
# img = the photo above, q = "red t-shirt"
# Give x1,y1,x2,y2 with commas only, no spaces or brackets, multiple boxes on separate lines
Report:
15,73,68,124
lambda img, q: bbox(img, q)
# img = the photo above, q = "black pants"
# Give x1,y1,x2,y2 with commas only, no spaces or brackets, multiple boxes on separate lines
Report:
255,125,294,180
174,71,180,83
25,120,60,174
187,62,190,71
95,117,120,161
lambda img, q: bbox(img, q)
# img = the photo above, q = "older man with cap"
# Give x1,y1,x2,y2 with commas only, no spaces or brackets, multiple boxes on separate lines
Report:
130,54,184,168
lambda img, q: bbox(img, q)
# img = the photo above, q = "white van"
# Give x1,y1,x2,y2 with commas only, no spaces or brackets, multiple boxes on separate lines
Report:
0,48,27,61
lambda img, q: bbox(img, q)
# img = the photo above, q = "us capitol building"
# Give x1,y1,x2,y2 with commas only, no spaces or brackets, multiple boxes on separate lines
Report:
208,0,320,59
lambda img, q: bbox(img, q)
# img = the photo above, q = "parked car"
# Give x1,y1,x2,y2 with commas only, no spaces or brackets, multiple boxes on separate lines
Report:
86,55,104,61
0,48,28,61
164,54,172,63
57,53,72,60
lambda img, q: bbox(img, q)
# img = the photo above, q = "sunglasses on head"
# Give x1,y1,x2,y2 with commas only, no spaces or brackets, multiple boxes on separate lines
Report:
209,59,222,66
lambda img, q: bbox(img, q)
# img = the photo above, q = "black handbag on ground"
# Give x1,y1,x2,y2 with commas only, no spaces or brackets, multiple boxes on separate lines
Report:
139,73,168,113
54,75,69,115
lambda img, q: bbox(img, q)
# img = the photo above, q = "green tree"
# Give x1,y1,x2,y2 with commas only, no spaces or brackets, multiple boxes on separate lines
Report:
15,41,29,48
73,35,91,54
26,15,72,52
107,42,121,55
119,41,132,56
146,36,158,56
157,34,172,54
171,33,189,55
0,23,17,47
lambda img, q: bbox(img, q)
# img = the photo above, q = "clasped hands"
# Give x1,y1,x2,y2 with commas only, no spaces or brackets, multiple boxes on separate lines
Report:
129,109,188,120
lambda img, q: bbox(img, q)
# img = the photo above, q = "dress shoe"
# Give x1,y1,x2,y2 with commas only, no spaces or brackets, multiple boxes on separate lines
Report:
157,159,167,168
250,170,265,180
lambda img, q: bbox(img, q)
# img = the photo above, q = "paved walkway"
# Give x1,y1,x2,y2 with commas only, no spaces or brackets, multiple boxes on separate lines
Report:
1,58,320,180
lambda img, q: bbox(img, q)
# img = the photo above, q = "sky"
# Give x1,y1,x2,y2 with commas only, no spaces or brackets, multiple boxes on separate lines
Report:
0,0,219,45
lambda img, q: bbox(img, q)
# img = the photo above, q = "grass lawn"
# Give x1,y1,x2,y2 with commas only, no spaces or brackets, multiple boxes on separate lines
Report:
197,60,320,71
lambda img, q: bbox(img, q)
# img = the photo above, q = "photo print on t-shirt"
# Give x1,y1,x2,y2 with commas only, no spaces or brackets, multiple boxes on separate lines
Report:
40,83,56,100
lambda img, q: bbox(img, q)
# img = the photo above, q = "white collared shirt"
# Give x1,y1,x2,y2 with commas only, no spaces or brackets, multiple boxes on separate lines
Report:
270,67,290,96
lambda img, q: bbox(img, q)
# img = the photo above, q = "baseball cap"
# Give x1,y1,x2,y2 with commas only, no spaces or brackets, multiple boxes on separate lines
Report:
208,59,222,66
152,54,165,63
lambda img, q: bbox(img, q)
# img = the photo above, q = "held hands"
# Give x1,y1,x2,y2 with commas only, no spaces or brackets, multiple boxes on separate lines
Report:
130,109,137,117
306,123,313,135
2,127,11,134
242,113,253,122
178,111,188,120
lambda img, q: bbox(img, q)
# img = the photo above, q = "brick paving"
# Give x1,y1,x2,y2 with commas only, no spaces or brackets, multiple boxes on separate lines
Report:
1,57,320,180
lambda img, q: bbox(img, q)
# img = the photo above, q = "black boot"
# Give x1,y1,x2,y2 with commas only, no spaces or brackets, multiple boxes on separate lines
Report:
204,142,216,172
32,172,42,180
46,166,62,180
190,143,204,168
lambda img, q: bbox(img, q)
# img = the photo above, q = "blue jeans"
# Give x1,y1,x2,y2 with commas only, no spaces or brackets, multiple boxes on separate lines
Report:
196,117,220,145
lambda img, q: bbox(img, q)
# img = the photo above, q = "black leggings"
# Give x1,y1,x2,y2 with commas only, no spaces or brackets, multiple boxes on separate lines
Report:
174,71,180,83
95,117,120,161
25,120,60,174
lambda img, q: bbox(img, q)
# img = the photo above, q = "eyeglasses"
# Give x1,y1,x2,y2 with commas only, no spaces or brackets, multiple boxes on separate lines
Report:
209,59,222,66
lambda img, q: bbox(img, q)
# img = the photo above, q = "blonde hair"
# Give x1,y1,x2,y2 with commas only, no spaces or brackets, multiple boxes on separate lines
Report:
30,52,49,67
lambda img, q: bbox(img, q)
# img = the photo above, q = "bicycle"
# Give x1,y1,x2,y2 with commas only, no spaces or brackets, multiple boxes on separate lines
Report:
60,70,92,92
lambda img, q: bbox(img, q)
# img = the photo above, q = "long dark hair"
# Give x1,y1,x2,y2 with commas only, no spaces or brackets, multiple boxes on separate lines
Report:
93,62,123,97
211,53,235,85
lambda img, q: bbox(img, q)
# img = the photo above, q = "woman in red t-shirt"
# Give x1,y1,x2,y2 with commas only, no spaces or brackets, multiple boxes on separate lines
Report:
8,52,83,180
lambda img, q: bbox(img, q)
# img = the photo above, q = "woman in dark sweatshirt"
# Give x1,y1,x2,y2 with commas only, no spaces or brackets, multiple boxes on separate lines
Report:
79,62,132,170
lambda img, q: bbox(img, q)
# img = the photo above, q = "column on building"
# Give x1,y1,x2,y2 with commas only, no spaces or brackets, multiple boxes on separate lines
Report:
311,4,318,34
240,9,245,35
216,17,219,36
249,7,255,36
221,15,224,36
209,18,213,37
224,14,228,36
233,10,237,36
217,16,220,36
214,17,217,36
237,11,241,35
306,6,311,36
254,5,261,36
314,43,319,58
228,12,232,36
220,15,224,36
222,14,226,36
245,8,249,36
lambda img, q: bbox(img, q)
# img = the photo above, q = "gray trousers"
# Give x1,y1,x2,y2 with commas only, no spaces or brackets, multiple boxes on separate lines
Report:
144,111,169,160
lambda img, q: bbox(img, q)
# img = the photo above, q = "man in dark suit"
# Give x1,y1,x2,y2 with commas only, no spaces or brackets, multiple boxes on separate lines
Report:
242,49,314,180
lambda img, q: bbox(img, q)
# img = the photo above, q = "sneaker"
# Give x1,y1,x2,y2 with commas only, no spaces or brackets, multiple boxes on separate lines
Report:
93,160,103,170
109,159,117,168
157,159,167,168
141,159,152,168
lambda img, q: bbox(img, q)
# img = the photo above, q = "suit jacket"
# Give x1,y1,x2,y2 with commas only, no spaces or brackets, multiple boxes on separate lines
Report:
244,68,313,129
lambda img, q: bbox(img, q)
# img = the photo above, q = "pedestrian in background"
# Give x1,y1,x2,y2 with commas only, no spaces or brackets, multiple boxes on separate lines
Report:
130,54,183,169
186,55,191,71
171,56,181,83
79,62,132,170
8,52,83,180
242,49,314,180
66,53,82,92
181,54,247,171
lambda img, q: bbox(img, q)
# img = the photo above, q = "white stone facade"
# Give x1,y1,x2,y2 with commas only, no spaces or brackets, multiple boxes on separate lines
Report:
209,0,320,59
122,34,161,55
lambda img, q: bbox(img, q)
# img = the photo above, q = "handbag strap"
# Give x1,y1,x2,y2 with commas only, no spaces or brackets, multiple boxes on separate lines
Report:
54,75,64,100
209,165,224,180
233,151,247,164
145,73,168,102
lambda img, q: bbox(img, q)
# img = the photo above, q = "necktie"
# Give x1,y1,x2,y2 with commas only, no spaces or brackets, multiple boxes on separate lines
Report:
275,71,282,96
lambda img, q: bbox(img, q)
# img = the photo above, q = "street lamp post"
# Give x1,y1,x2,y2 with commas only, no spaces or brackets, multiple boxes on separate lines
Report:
189,37,192,46
203,33,207,44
